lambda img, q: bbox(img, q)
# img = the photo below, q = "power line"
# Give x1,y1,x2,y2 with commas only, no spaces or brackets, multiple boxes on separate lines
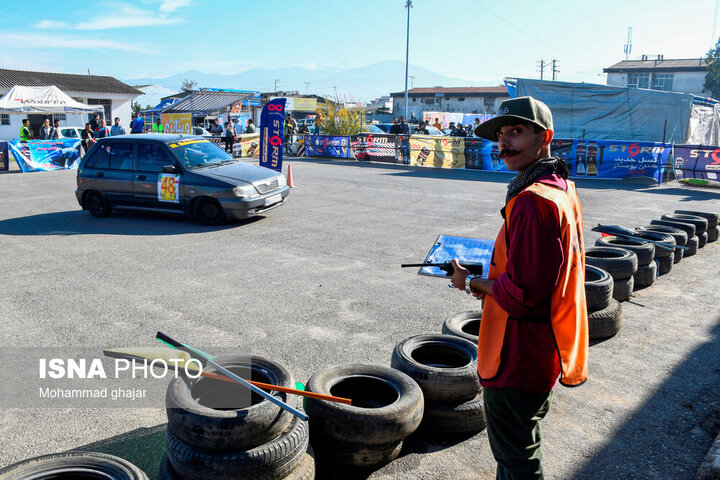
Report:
551,59,559,81
538,60,545,80
409,75,415,88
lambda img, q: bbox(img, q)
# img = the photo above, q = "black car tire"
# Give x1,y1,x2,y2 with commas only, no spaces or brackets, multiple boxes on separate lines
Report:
686,236,699,256
158,453,180,480
283,451,315,480
441,310,482,344
193,197,225,225
708,226,719,243
585,247,638,279
661,214,708,235
631,231,676,258
420,392,487,435
311,439,403,468
166,355,293,451
0,452,149,479
165,415,308,480
612,276,634,302
85,191,111,217
699,231,708,248
674,210,719,228
633,261,657,289
595,236,654,265
636,224,688,247
657,255,673,275
390,334,480,403
673,247,684,264
303,364,424,445
651,219,696,238
585,265,613,312
589,299,623,340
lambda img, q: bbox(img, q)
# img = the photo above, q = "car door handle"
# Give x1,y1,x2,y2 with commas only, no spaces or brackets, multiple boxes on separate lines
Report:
96,172,104,178
138,175,146,180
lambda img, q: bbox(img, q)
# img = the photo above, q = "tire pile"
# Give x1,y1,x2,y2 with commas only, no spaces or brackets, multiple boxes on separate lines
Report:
391,334,486,436
161,355,314,480
584,209,718,341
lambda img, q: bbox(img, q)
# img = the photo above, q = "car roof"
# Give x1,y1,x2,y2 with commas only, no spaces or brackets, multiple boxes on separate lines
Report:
95,134,202,144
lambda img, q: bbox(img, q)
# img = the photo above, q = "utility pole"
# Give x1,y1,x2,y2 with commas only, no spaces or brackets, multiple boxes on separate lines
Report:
274,79,280,93
551,59,559,81
538,60,545,80
409,75,415,88
333,85,339,102
304,82,310,94
624,27,632,61
404,0,413,121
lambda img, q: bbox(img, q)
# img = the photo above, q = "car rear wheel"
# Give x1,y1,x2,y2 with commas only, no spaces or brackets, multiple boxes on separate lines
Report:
86,192,111,217
193,198,224,225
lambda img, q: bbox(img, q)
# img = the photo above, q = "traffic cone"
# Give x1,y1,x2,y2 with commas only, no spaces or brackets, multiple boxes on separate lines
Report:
287,165,295,188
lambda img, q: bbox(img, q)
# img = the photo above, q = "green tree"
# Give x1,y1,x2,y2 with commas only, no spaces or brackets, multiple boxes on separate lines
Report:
704,37,720,99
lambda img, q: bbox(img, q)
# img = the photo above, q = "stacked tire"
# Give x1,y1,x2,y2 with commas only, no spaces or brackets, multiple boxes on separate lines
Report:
303,364,423,469
0,452,149,479
585,246,638,301
650,218,699,257
584,264,623,340
635,224,688,264
630,230,676,276
391,334,485,436
674,210,719,244
595,236,656,290
162,355,313,480
441,310,482,345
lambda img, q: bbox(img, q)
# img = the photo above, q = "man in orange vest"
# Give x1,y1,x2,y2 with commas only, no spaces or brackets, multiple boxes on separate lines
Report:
450,96,588,479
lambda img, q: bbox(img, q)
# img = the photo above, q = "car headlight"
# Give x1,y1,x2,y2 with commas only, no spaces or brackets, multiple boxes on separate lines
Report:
233,185,258,198
277,175,287,188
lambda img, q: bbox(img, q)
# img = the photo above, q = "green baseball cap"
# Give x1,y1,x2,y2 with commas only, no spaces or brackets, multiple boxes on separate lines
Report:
474,96,553,140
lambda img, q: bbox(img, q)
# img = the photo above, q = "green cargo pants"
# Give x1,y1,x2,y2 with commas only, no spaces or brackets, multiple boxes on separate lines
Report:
483,387,554,480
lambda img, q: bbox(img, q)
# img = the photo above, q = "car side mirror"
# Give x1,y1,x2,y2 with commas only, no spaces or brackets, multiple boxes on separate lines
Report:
162,165,178,173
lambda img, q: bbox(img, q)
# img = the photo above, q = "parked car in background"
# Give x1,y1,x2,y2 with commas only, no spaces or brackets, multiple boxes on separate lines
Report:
192,126,213,137
75,134,289,225
57,126,85,139
296,118,315,129
374,124,445,135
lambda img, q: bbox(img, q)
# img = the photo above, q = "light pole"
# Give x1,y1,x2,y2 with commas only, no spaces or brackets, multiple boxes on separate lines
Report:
404,0,412,121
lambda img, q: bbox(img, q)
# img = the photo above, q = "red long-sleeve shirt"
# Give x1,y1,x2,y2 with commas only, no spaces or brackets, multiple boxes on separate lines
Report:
481,173,567,392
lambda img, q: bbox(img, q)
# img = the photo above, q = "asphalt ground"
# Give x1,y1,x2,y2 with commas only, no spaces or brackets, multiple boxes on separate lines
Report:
0,157,719,479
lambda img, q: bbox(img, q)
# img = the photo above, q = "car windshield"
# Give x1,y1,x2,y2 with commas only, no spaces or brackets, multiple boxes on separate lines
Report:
167,139,234,167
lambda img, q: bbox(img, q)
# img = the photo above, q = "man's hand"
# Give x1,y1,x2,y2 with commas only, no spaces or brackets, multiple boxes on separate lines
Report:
450,259,470,293
450,259,490,301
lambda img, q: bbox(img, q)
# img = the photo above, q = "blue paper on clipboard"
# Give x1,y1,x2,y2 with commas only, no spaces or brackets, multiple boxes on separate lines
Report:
419,235,495,279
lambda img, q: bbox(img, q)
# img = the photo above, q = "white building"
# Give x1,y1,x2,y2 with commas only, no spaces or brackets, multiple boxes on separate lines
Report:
390,86,510,119
0,68,141,140
603,56,710,97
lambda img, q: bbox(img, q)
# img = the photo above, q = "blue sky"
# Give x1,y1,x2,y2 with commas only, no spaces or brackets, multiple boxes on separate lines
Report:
1,0,718,95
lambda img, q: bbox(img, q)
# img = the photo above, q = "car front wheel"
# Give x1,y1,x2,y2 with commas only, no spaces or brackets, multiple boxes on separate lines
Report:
193,198,224,225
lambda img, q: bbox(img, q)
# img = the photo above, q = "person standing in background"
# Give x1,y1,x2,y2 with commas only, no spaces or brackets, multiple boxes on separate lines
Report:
49,119,61,140
110,117,126,136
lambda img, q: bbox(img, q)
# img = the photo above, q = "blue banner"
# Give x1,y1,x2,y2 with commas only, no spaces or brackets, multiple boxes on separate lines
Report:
0,142,8,172
8,140,82,172
259,97,286,172
673,145,720,182
304,135,351,158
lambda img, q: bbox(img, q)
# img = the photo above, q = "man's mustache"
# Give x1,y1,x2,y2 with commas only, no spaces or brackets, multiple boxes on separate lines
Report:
500,149,520,157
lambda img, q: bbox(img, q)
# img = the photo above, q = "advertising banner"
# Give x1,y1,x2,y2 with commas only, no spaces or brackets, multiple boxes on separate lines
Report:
8,140,82,172
259,97,286,172
234,133,261,158
0,141,8,172
293,98,317,112
304,135,351,158
350,133,398,162
161,113,192,135
296,134,306,157
409,135,465,168
673,145,720,182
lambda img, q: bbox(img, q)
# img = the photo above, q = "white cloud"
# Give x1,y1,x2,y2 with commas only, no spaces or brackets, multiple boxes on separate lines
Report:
36,20,69,29
0,33,153,53
158,0,192,12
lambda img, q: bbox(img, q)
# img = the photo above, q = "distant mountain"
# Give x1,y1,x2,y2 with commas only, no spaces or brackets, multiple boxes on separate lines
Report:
123,61,481,102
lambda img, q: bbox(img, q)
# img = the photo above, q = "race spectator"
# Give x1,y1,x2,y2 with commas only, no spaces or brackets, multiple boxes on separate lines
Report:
389,117,400,134
210,120,223,136
245,118,256,134
392,116,410,165
453,122,468,137
81,123,95,152
111,117,126,136
410,112,417,123
49,119,61,140
19,119,32,142
473,117,482,136
130,114,144,134
223,120,237,155
298,123,310,134
90,114,100,132
40,118,52,140
153,118,164,133
433,117,443,131
284,114,297,155
414,121,429,135
95,119,110,138
313,111,322,135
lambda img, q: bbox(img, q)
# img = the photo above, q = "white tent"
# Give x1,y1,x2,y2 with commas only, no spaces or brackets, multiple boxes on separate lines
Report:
0,85,103,113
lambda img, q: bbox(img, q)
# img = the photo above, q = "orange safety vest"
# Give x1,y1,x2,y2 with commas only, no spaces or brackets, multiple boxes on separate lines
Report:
478,180,588,387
